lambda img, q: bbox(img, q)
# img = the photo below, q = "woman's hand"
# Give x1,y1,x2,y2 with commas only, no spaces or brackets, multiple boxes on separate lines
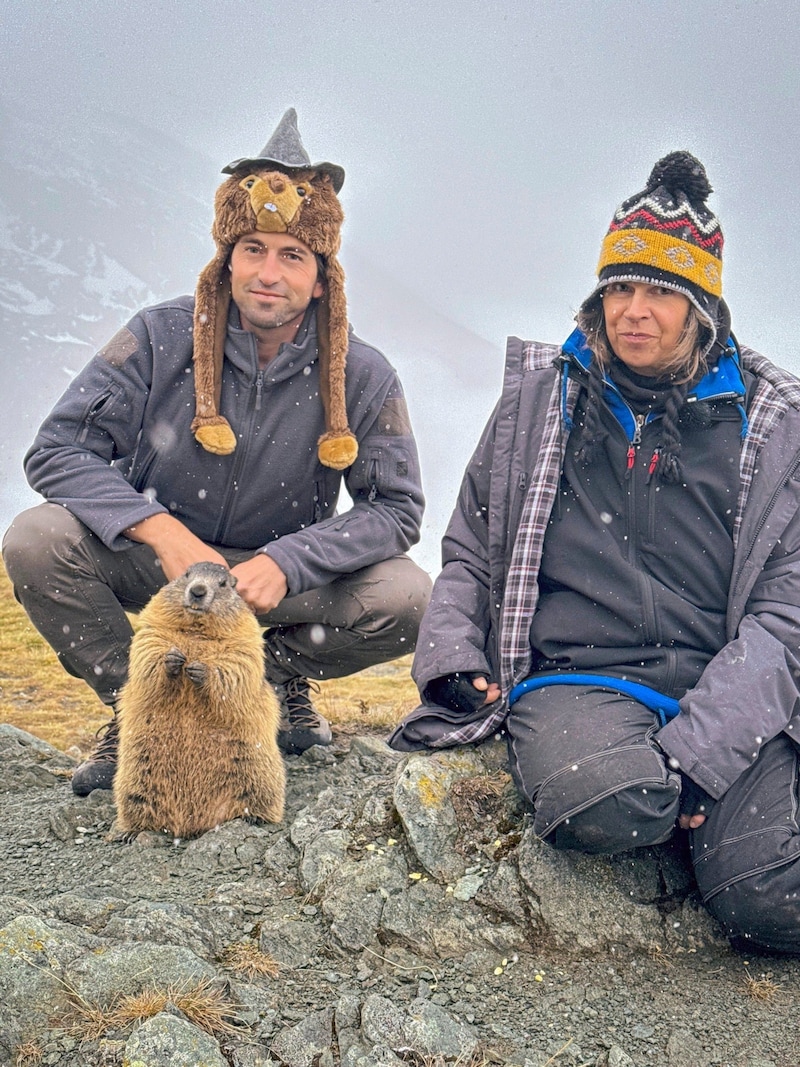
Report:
425,672,501,714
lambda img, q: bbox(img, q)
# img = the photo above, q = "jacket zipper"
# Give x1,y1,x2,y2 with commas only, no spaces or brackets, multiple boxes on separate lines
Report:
625,414,645,478
78,392,112,443
368,458,379,502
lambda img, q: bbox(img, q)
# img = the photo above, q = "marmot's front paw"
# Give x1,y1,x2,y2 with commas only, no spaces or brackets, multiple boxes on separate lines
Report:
185,661,208,686
164,648,186,677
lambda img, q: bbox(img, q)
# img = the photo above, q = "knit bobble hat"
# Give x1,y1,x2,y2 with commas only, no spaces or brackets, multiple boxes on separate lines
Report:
191,108,358,470
581,151,724,350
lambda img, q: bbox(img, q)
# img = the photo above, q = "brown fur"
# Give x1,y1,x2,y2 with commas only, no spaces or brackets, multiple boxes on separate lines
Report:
113,563,285,839
192,165,357,467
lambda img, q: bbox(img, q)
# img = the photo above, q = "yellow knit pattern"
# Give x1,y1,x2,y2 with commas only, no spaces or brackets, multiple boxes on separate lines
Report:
598,229,722,297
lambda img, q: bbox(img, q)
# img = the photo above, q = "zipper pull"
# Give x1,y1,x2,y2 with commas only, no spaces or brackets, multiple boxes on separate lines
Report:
625,445,636,477
632,413,645,445
255,372,263,411
647,448,660,481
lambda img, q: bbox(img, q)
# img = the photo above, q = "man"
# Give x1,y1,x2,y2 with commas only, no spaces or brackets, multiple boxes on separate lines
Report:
4,109,431,796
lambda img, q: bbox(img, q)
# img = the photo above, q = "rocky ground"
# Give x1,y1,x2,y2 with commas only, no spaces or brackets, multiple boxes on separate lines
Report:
0,721,798,1067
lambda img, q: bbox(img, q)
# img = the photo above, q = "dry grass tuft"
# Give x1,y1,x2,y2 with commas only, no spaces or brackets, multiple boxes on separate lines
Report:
742,970,780,1001
219,940,280,979
66,976,238,1039
397,1051,494,1067
14,1043,43,1067
0,561,418,754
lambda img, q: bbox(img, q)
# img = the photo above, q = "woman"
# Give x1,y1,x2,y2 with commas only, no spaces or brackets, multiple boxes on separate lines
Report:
391,152,800,954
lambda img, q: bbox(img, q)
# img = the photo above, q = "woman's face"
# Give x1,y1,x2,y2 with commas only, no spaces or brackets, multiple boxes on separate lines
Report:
602,281,692,377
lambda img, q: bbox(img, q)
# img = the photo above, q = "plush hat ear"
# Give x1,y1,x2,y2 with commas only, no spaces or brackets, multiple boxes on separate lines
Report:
315,257,358,470
191,253,237,455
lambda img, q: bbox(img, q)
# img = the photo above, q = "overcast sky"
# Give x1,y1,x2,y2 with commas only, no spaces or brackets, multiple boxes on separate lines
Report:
5,0,800,362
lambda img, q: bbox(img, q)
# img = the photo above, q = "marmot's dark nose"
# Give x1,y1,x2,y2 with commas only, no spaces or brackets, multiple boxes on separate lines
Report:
185,581,212,609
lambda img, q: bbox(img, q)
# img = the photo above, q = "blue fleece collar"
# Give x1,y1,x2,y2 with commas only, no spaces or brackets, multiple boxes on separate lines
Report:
561,328,747,441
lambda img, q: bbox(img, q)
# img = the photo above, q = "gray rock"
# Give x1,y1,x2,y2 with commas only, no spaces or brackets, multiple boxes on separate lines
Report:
228,980,279,1039
475,859,528,924
596,1048,636,1067
380,878,523,959
258,918,323,968
65,942,217,1006
123,1012,228,1066
0,894,43,927
102,900,218,957
342,1045,405,1067
178,820,265,872
393,748,492,881
360,994,478,1059
230,1047,275,1067
290,788,350,850
269,1007,334,1067
347,736,405,776
48,792,115,842
299,828,352,894
403,997,479,1057
0,916,79,1052
666,1029,712,1067
322,850,408,951
43,892,125,933
360,994,407,1048
516,829,665,951
0,724,76,770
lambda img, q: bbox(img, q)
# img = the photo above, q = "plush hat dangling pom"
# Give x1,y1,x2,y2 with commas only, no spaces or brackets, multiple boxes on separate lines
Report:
192,108,357,469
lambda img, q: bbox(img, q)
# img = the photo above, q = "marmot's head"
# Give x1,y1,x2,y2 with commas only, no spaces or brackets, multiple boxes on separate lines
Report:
158,562,245,627
192,109,356,471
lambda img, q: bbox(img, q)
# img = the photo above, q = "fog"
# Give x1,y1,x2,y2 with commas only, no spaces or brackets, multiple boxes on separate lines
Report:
3,0,800,573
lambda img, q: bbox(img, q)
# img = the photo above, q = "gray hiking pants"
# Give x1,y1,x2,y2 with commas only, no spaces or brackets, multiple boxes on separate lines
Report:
3,503,432,704
507,684,800,954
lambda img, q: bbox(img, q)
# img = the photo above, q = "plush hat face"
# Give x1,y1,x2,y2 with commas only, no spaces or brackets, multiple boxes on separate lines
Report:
212,168,343,257
191,112,357,469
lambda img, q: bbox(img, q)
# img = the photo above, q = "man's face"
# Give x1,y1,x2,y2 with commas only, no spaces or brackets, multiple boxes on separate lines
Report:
229,231,324,337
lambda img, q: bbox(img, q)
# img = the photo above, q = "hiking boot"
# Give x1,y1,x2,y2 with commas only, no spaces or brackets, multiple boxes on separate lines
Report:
71,714,120,796
272,677,332,755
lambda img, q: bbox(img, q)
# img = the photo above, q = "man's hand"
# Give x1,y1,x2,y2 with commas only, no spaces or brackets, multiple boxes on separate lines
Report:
124,514,227,581
230,554,288,614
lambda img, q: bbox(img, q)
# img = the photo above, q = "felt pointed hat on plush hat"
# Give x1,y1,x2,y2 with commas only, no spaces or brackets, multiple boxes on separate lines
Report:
191,108,357,470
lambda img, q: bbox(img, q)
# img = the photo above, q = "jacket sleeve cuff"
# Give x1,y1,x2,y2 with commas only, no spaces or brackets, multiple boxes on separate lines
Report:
655,729,727,800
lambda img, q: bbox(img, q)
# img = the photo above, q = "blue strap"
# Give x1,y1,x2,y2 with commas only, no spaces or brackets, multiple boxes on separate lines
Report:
507,672,681,728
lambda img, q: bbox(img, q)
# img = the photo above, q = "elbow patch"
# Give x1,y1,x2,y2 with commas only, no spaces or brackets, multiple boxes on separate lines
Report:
98,327,139,368
375,396,412,437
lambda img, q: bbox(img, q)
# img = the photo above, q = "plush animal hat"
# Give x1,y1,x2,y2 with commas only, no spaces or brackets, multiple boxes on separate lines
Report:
581,150,724,351
192,108,357,470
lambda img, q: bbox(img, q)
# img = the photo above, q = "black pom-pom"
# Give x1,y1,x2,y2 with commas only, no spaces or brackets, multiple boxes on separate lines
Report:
645,151,713,204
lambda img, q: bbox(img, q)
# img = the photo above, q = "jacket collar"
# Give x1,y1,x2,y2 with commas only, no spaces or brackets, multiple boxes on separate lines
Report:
224,302,320,383
560,327,748,440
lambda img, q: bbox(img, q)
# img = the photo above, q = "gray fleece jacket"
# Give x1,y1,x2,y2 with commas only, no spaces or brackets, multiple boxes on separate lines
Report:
24,297,424,597
395,334,800,802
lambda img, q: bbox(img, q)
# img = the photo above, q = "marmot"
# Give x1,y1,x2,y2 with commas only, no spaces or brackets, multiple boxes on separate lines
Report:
113,562,285,839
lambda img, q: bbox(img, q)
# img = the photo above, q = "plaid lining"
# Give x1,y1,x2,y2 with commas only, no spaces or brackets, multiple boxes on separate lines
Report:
734,348,798,545
441,342,576,746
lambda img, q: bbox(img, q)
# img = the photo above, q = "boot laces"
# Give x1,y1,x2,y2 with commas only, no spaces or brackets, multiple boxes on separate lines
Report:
92,715,120,763
281,677,322,728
